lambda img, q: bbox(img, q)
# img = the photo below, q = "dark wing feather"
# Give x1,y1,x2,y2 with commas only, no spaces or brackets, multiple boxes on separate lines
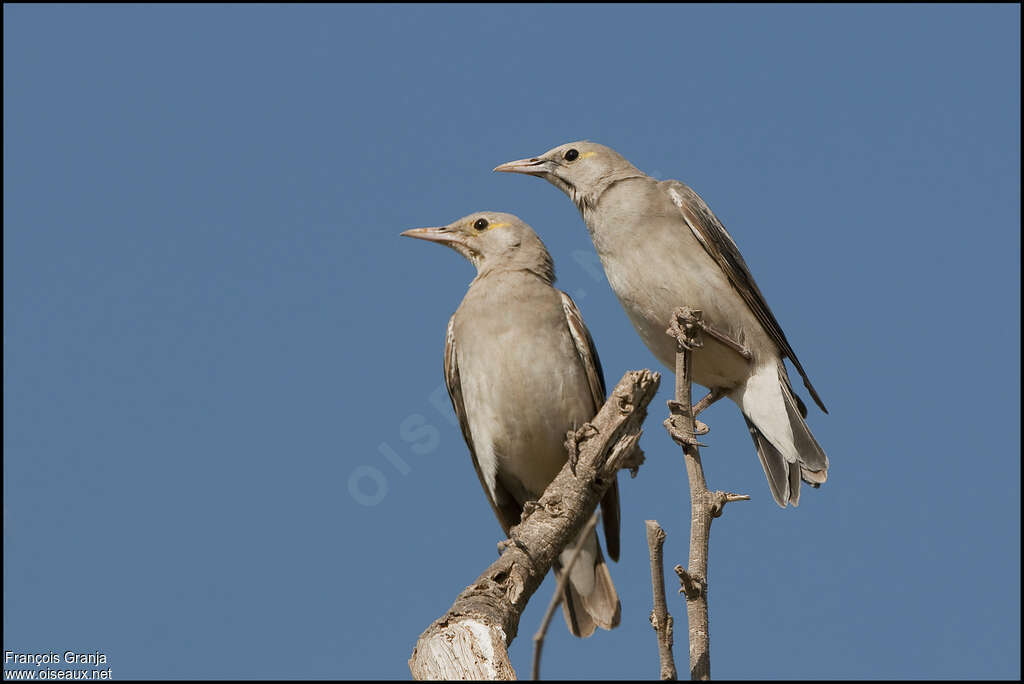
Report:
558,292,606,406
664,180,828,414
443,315,521,535
558,292,620,562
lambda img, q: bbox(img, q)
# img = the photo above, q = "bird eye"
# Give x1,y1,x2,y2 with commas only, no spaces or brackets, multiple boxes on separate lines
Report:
563,148,580,162
473,218,489,231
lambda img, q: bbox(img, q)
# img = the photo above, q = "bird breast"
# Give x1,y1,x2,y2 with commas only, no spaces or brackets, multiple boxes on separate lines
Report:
453,273,596,503
586,178,765,389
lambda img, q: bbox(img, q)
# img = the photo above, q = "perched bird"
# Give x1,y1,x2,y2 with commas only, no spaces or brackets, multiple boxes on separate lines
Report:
401,211,621,637
495,143,828,507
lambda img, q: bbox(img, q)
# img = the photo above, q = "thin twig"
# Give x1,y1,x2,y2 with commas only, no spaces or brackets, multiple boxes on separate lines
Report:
532,511,602,681
646,520,677,680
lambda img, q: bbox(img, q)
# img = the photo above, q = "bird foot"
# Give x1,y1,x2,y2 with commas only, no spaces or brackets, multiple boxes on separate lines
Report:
666,307,704,350
664,401,707,448
564,422,599,474
523,499,540,516
665,400,708,434
663,417,707,449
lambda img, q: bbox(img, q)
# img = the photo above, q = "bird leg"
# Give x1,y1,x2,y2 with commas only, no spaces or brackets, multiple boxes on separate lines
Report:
665,308,710,447
698,321,752,361
668,390,723,441
686,388,726,436
667,305,752,362
692,388,725,417
664,309,734,442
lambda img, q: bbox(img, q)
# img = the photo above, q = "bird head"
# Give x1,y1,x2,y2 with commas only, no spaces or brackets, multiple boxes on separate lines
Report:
401,212,555,283
493,141,642,210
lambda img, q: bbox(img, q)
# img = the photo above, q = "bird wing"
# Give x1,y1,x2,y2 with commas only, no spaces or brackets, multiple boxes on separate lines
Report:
663,180,828,414
558,292,606,408
443,314,522,536
558,292,621,562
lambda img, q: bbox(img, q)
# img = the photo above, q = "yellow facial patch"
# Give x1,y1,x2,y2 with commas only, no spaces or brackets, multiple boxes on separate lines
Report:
469,221,509,234
581,151,597,159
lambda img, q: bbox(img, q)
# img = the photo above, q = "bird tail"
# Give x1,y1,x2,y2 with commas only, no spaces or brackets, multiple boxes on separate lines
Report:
736,362,829,507
553,527,621,638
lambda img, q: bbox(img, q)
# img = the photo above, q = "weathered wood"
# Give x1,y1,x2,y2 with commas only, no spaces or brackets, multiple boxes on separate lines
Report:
409,370,661,680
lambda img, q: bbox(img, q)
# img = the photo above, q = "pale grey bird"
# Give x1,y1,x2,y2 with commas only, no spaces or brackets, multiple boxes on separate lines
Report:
401,211,621,637
495,143,828,507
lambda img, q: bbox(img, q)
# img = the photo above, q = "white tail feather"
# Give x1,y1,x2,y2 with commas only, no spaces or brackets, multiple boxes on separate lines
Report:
736,362,830,507
737,364,799,464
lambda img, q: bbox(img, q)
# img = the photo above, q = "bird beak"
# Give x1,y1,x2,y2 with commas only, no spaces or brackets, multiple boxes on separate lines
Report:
400,226,466,246
493,157,549,175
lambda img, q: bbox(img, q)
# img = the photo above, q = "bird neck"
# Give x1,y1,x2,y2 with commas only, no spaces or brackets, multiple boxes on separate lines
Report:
474,254,555,287
572,169,648,216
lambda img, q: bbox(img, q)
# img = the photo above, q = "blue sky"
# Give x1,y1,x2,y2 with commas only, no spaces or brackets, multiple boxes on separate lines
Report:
3,4,1019,680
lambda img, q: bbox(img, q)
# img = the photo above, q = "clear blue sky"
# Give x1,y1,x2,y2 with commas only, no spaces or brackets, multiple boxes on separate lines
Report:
4,4,1019,680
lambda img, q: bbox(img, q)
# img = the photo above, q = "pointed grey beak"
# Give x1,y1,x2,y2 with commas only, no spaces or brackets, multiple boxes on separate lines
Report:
400,226,466,246
493,157,549,175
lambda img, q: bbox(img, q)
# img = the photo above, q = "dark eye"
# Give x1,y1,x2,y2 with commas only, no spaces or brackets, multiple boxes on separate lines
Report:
473,218,489,231
563,148,579,162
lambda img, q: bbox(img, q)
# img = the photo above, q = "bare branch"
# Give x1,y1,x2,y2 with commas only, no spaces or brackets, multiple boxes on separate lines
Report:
663,307,749,681
531,511,602,681
646,520,677,680
409,370,661,680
